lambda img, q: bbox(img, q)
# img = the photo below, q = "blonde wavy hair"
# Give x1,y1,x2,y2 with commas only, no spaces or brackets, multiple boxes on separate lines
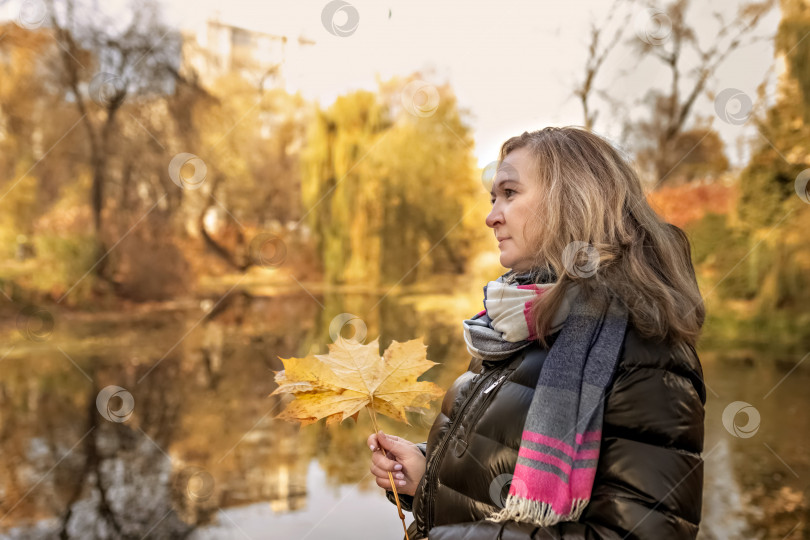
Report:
497,126,705,349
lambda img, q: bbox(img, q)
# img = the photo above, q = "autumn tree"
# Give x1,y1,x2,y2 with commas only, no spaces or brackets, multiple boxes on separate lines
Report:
44,0,181,281
625,0,775,185
0,23,60,242
300,74,487,286
730,0,810,310
166,71,311,271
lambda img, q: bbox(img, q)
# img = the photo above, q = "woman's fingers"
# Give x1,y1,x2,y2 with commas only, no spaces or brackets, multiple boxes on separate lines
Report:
371,461,404,489
370,437,406,490
374,475,396,489
368,430,404,451
367,432,397,454
371,447,402,472
367,432,421,496
377,431,402,445
370,461,406,481
373,471,407,490
377,432,404,460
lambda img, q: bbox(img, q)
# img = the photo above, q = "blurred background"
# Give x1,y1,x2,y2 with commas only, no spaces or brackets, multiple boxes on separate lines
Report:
0,0,808,538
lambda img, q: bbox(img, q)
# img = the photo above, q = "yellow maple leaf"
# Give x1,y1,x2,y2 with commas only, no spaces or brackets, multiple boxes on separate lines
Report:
270,336,445,427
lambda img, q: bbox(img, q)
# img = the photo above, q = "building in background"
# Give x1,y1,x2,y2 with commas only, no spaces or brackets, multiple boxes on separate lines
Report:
180,16,316,94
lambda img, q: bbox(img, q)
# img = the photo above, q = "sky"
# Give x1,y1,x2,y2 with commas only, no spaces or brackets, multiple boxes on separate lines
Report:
166,0,785,169
2,0,784,169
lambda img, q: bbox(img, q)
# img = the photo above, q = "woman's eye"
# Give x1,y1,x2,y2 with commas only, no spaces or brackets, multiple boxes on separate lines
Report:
490,189,516,205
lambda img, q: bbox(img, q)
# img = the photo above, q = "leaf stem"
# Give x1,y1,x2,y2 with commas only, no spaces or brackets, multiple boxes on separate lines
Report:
367,404,410,540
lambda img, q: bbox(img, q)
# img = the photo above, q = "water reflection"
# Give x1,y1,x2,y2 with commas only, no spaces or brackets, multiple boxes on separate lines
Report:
0,287,463,539
0,288,808,538
701,353,810,539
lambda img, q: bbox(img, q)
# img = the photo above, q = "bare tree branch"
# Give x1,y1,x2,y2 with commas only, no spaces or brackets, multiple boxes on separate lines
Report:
626,0,777,185
574,0,634,131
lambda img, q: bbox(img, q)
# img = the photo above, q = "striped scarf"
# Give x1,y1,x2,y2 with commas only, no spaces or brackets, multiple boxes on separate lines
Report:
462,268,629,527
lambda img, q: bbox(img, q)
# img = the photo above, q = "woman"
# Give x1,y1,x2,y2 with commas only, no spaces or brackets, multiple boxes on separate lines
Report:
367,127,707,540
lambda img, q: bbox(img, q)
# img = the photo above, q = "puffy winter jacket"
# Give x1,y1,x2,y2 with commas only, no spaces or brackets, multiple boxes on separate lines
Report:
385,322,706,539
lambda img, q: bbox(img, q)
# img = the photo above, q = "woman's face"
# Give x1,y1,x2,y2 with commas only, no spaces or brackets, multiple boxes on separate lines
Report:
486,146,541,272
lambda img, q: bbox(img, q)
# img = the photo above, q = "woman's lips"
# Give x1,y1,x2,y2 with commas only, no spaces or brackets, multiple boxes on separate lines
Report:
498,238,510,245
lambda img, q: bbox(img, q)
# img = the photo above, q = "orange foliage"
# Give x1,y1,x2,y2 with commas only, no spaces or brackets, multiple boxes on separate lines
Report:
646,181,737,228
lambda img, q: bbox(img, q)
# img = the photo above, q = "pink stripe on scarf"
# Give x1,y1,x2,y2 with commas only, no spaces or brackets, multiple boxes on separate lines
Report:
570,466,598,500
510,462,572,514
509,463,598,515
524,301,537,340
522,430,574,455
519,285,549,340
522,430,602,458
518,445,599,469
518,446,573,474
573,448,600,460
576,431,602,444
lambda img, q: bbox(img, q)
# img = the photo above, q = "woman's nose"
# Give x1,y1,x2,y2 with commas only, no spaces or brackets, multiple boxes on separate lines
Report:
486,207,502,228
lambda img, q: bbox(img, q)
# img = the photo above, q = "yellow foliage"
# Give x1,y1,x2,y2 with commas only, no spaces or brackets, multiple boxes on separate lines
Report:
271,336,444,427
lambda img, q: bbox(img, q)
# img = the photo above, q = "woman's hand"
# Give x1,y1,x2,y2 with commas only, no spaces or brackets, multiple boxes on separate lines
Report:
367,430,426,497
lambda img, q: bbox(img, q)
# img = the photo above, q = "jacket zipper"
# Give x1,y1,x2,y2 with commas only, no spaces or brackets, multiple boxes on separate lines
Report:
483,375,506,394
424,361,509,531
460,368,515,438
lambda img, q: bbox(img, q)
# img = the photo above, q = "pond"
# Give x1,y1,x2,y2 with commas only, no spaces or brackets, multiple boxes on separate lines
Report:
0,285,807,539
